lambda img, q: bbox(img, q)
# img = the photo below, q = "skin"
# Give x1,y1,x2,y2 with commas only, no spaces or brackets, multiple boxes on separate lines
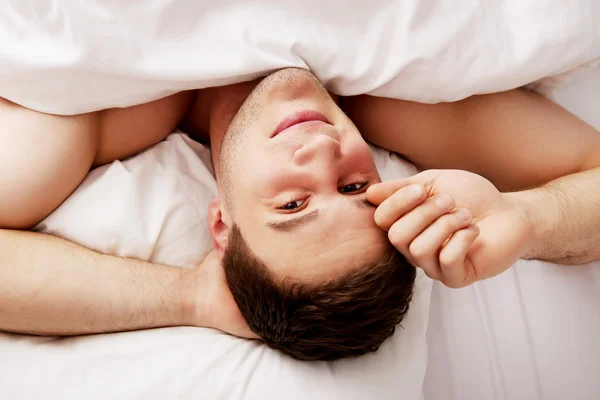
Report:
0,67,598,339
197,68,389,283
344,91,600,287
367,170,528,287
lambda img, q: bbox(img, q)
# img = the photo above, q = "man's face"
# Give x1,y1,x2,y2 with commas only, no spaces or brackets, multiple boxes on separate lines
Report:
217,68,388,284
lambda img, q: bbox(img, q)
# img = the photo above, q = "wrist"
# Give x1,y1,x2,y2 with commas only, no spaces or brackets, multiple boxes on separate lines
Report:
503,189,553,259
179,267,203,327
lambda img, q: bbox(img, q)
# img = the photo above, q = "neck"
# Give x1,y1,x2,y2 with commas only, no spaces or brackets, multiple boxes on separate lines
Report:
187,80,260,177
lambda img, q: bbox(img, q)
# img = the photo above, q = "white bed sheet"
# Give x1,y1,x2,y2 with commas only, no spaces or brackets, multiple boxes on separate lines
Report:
0,139,432,400
2,70,598,398
424,64,600,400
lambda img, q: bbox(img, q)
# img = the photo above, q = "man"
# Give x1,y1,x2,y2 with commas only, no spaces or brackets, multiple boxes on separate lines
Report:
1,68,599,360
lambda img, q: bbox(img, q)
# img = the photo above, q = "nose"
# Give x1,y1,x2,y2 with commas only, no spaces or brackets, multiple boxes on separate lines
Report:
293,134,342,167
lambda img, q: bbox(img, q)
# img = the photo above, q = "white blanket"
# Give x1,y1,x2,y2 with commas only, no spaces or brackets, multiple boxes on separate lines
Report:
1,0,599,115
1,1,599,398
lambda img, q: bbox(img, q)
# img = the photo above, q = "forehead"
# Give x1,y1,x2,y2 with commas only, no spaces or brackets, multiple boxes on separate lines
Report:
238,204,389,284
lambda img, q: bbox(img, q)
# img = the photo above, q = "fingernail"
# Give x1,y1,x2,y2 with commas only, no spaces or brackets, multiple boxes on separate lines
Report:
467,224,479,232
435,194,454,209
408,184,424,200
455,208,471,221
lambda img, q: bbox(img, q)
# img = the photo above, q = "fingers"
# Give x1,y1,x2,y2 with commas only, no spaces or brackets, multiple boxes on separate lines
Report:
437,225,480,288
367,170,441,206
366,179,412,206
373,184,428,230
407,208,473,277
373,173,481,288
382,190,479,287
387,194,455,248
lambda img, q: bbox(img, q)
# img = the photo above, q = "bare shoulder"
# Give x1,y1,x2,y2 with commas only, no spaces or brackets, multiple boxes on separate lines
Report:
0,98,100,228
0,92,195,229
94,91,195,165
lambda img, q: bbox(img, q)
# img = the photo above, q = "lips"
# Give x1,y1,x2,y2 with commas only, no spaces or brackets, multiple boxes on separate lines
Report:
271,110,330,138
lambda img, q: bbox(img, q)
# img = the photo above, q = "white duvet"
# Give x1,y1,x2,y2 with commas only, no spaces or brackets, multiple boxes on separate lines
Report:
0,0,599,115
1,1,600,399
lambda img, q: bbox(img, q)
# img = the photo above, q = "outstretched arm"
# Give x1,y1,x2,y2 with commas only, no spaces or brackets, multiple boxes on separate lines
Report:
0,229,190,335
344,89,600,191
0,95,252,337
0,230,253,337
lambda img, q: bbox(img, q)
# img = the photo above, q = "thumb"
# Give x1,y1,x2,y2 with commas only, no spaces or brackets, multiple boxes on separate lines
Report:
366,179,411,206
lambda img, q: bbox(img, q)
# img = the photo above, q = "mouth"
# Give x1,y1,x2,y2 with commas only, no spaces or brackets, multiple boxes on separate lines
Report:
271,110,330,138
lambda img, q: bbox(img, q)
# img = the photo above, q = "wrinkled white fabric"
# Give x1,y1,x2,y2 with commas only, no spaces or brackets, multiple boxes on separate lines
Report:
1,2,599,398
424,63,600,400
0,0,598,114
0,137,431,400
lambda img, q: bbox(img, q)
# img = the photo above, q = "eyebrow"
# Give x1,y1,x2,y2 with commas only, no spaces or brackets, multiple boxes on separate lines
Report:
267,209,321,232
266,197,374,232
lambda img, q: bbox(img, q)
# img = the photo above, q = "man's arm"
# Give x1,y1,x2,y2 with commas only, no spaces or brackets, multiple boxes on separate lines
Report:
0,95,253,337
0,102,190,334
345,89,600,267
0,230,255,338
344,89,600,192
0,229,190,335
506,167,600,264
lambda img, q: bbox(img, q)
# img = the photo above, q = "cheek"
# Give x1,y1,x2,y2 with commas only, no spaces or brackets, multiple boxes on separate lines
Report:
235,151,293,197
343,140,379,174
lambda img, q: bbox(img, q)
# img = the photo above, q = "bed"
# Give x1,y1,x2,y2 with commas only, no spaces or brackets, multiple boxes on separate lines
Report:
0,1,599,399
424,64,600,400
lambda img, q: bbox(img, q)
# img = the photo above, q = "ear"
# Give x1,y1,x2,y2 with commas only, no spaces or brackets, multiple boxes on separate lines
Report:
208,197,230,259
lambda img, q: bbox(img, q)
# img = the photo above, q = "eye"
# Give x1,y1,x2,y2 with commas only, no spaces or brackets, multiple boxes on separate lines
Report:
339,182,368,194
278,198,307,211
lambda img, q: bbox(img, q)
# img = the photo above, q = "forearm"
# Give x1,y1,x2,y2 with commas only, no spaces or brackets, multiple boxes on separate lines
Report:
344,91,600,192
506,167,600,264
0,229,198,335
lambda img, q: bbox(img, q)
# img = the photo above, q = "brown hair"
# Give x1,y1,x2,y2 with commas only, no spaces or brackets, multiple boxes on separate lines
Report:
223,224,416,361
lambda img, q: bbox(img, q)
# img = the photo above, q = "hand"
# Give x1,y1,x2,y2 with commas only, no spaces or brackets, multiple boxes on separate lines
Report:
190,250,258,339
367,170,533,288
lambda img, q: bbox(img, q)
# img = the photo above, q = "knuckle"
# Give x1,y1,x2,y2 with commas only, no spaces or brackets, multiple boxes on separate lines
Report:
419,201,446,220
440,210,469,231
373,208,386,228
437,214,457,231
452,209,472,225
442,278,465,289
439,252,458,270
412,207,433,225
390,193,410,213
388,228,409,250
422,269,439,281
408,241,429,260
433,193,454,211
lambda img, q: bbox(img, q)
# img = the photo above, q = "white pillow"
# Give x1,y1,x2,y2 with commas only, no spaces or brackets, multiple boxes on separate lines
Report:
0,134,432,400
1,0,598,115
